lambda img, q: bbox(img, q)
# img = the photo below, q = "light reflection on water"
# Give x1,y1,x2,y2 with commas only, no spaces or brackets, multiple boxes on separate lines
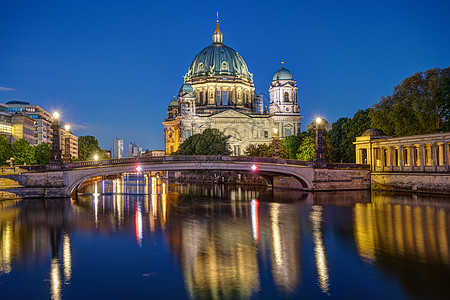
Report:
0,178,449,299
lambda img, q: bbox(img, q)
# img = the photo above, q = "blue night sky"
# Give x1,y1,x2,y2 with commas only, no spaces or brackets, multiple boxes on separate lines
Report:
1,0,449,151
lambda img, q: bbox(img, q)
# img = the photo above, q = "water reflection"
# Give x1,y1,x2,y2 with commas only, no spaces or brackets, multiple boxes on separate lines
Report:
0,181,449,299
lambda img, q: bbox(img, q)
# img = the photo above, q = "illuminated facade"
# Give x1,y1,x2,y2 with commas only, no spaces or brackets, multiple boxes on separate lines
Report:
162,18,302,155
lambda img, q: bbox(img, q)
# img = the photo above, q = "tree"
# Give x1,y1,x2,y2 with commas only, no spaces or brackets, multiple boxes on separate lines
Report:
283,132,309,159
12,138,35,165
369,67,450,136
78,135,102,161
296,131,333,161
244,140,289,158
34,143,51,165
0,136,13,166
329,117,350,163
174,128,232,155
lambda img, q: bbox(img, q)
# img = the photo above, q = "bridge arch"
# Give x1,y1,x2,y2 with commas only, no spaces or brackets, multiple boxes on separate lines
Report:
63,156,315,196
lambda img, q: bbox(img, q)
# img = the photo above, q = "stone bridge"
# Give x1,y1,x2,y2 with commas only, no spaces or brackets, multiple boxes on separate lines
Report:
4,156,371,198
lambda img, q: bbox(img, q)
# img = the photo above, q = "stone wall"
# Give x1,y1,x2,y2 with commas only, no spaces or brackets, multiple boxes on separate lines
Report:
273,169,371,191
0,171,66,199
372,173,450,194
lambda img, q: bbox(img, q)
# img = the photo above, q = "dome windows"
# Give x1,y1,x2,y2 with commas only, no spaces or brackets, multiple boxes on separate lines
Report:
198,63,204,72
221,61,228,71
284,92,289,102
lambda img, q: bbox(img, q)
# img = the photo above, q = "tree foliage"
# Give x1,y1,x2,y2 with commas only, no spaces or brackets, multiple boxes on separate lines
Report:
244,140,289,158
296,131,333,161
283,132,310,159
78,135,103,161
34,143,51,165
12,138,35,165
0,136,13,166
369,67,450,136
174,128,232,156
328,109,371,163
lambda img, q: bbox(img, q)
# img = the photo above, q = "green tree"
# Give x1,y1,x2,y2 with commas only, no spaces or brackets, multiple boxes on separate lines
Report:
437,77,450,131
329,117,350,163
296,131,333,161
283,132,310,159
12,138,35,165
244,140,289,158
174,128,232,155
34,143,51,165
369,67,450,136
78,135,102,161
0,136,13,166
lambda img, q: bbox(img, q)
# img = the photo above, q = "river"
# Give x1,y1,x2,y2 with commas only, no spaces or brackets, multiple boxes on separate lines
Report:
0,176,449,299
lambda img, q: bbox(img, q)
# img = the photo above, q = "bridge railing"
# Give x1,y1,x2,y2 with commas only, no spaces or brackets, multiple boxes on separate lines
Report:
62,155,316,170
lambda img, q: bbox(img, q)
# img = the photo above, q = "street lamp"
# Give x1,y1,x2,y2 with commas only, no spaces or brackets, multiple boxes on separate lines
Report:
48,112,63,170
94,154,99,161
313,117,327,168
63,124,71,163
272,127,279,158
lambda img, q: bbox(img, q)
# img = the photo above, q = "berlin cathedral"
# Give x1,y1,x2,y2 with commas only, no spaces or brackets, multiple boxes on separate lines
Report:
162,18,303,155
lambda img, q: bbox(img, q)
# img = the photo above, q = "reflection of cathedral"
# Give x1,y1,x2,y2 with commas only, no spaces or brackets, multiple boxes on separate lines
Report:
162,17,302,155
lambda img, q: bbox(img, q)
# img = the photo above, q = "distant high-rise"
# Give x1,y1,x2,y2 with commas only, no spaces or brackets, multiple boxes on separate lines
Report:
128,142,143,157
113,138,124,158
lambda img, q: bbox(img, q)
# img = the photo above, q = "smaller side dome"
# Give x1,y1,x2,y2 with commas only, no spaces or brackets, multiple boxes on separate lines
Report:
273,66,293,81
169,97,178,107
179,83,194,93
362,128,386,136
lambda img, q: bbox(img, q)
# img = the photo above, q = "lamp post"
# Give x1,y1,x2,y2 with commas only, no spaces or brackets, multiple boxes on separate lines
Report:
272,127,279,158
313,117,327,168
63,124,72,163
48,112,63,170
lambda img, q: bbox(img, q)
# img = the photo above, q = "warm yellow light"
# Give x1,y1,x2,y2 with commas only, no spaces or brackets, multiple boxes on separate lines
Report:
64,124,70,131
53,112,60,119
316,117,322,124
94,155,99,161
273,128,278,134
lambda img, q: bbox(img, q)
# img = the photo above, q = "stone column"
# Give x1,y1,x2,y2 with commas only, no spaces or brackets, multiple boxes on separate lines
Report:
432,143,437,172
219,88,223,105
409,145,414,171
399,146,404,172
420,144,425,172
438,144,444,166
381,147,385,172
389,146,394,171
445,142,449,172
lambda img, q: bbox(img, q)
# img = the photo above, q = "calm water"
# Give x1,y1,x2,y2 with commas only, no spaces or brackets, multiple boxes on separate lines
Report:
0,177,449,300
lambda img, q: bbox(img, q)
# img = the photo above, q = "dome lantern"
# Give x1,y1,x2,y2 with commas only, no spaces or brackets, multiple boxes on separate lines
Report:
212,12,223,44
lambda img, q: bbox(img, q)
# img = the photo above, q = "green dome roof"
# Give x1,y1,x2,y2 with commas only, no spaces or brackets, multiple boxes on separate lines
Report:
169,98,178,107
273,67,293,81
187,43,252,81
179,83,194,93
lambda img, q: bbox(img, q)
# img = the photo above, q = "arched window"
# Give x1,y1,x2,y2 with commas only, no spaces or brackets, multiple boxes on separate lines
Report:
198,63,204,72
284,92,289,102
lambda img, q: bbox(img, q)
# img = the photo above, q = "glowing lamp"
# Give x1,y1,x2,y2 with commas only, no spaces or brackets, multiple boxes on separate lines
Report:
251,164,258,171
94,155,99,161
136,165,142,172
316,117,322,124
64,124,70,131
53,112,60,119
273,128,278,134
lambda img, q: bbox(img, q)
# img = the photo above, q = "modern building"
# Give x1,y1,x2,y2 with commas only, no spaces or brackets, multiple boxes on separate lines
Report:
0,103,34,144
128,142,143,157
5,101,54,145
162,18,302,155
61,127,79,159
113,138,124,158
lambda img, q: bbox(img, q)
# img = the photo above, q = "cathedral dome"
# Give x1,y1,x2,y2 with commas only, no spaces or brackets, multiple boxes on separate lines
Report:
169,97,178,107
185,19,252,82
187,44,251,81
179,83,194,93
273,66,293,81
